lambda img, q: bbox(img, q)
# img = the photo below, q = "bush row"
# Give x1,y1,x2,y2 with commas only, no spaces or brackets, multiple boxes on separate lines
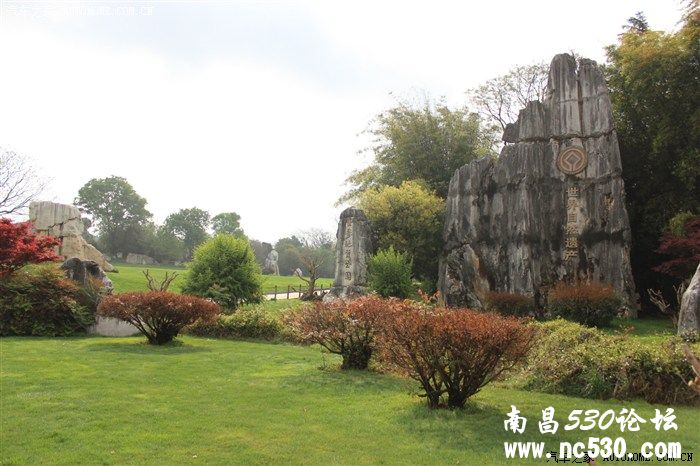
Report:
184,307,283,340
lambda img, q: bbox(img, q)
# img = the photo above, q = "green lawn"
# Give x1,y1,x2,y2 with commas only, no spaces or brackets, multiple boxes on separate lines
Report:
107,263,333,295
1,336,698,465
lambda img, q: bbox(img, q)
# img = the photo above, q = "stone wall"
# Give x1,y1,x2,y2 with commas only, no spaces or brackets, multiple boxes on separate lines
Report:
439,54,637,313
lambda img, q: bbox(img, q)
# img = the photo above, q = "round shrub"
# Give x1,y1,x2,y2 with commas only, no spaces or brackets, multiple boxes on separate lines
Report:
368,246,413,298
0,265,94,336
97,291,220,344
547,281,621,327
484,291,536,316
182,234,263,310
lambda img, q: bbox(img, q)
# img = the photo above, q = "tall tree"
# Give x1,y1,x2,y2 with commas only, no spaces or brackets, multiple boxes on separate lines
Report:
163,207,210,260
342,98,497,201
212,212,245,237
75,176,151,256
0,148,47,216
604,6,700,307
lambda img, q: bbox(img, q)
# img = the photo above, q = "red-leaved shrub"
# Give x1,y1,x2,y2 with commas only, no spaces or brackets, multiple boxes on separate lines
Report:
97,291,221,344
284,295,389,369
0,219,60,277
484,291,536,316
547,281,621,327
379,305,535,408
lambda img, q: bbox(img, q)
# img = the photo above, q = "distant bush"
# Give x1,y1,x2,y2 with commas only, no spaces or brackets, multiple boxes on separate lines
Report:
0,265,94,336
484,291,536,316
182,235,263,310
520,319,699,404
379,304,534,408
97,291,220,344
284,295,388,369
186,307,282,340
368,247,413,298
547,281,621,327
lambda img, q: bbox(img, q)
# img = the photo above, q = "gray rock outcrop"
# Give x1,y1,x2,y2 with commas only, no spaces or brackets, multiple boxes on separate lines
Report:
29,201,114,272
439,54,637,313
678,263,700,340
125,253,157,265
325,207,372,300
61,257,113,291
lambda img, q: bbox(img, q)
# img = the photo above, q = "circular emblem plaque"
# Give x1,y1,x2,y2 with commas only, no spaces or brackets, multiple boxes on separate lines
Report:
556,146,588,175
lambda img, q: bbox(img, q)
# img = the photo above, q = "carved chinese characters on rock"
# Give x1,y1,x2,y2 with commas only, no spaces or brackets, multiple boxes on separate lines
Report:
343,219,354,285
564,186,580,261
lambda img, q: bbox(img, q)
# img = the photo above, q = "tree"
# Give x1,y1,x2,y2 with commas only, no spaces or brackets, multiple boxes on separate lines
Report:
468,62,549,131
368,247,413,299
142,222,187,264
182,234,264,310
0,219,60,276
358,181,444,282
604,7,699,308
0,148,47,216
275,235,304,275
294,229,334,298
342,98,497,201
75,176,151,256
212,212,245,237
163,207,211,260
653,216,700,281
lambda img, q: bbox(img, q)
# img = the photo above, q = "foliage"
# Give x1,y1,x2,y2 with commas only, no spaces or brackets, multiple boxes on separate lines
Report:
275,235,304,275
182,234,263,310
547,282,621,327
379,303,534,408
368,247,413,298
359,181,444,281
293,229,335,298
604,9,700,309
75,176,152,256
484,291,536,317
342,98,497,201
97,291,220,344
211,212,245,237
653,217,700,280
141,222,187,263
185,307,282,340
163,207,211,260
0,265,94,336
284,296,388,369
0,219,60,277
468,62,549,131
0,148,47,216
520,319,699,404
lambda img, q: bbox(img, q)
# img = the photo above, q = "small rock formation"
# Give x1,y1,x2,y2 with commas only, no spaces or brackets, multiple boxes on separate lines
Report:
125,252,157,265
678,263,700,340
264,249,280,275
439,54,637,313
61,257,113,291
29,201,114,272
325,207,372,300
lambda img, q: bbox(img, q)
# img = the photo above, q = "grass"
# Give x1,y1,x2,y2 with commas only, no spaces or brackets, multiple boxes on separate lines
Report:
604,317,678,344
107,263,333,295
1,336,698,465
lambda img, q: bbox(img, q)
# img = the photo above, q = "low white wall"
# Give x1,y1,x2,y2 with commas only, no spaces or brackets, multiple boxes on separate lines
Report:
88,316,139,337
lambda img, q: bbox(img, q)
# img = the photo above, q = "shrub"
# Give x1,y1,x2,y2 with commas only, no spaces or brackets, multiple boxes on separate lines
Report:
183,235,264,310
520,319,699,404
484,291,536,316
368,247,414,298
284,295,389,369
186,307,282,340
97,291,220,344
0,219,60,277
547,281,621,327
0,265,94,336
379,304,534,408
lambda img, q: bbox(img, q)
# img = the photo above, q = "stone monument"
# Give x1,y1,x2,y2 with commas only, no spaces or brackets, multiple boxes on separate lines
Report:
678,263,700,340
29,201,114,272
439,54,637,313
324,207,372,300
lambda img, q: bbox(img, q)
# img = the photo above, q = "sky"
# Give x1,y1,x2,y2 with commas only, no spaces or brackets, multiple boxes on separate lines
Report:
0,0,686,243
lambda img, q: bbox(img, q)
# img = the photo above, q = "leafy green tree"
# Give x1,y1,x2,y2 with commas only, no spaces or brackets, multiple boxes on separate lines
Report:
212,212,245,237
75,176,151,256
275,235,304,275
163,207,210,260
342,98,497,201
604,7,700,304
183,234,263,310
142,222,187,263
358,181,444,282
368,247,413,298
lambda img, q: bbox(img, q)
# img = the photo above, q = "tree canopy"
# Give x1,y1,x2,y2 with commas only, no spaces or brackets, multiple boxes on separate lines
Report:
212,212,245,237
163,207,211,260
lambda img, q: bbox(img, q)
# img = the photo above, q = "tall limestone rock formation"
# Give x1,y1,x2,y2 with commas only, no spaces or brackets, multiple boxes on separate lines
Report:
439,54,636,313
325,207,372,300
29,201,115,272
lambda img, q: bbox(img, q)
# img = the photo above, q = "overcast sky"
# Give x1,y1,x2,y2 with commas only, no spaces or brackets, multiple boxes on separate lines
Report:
0,0,685,242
